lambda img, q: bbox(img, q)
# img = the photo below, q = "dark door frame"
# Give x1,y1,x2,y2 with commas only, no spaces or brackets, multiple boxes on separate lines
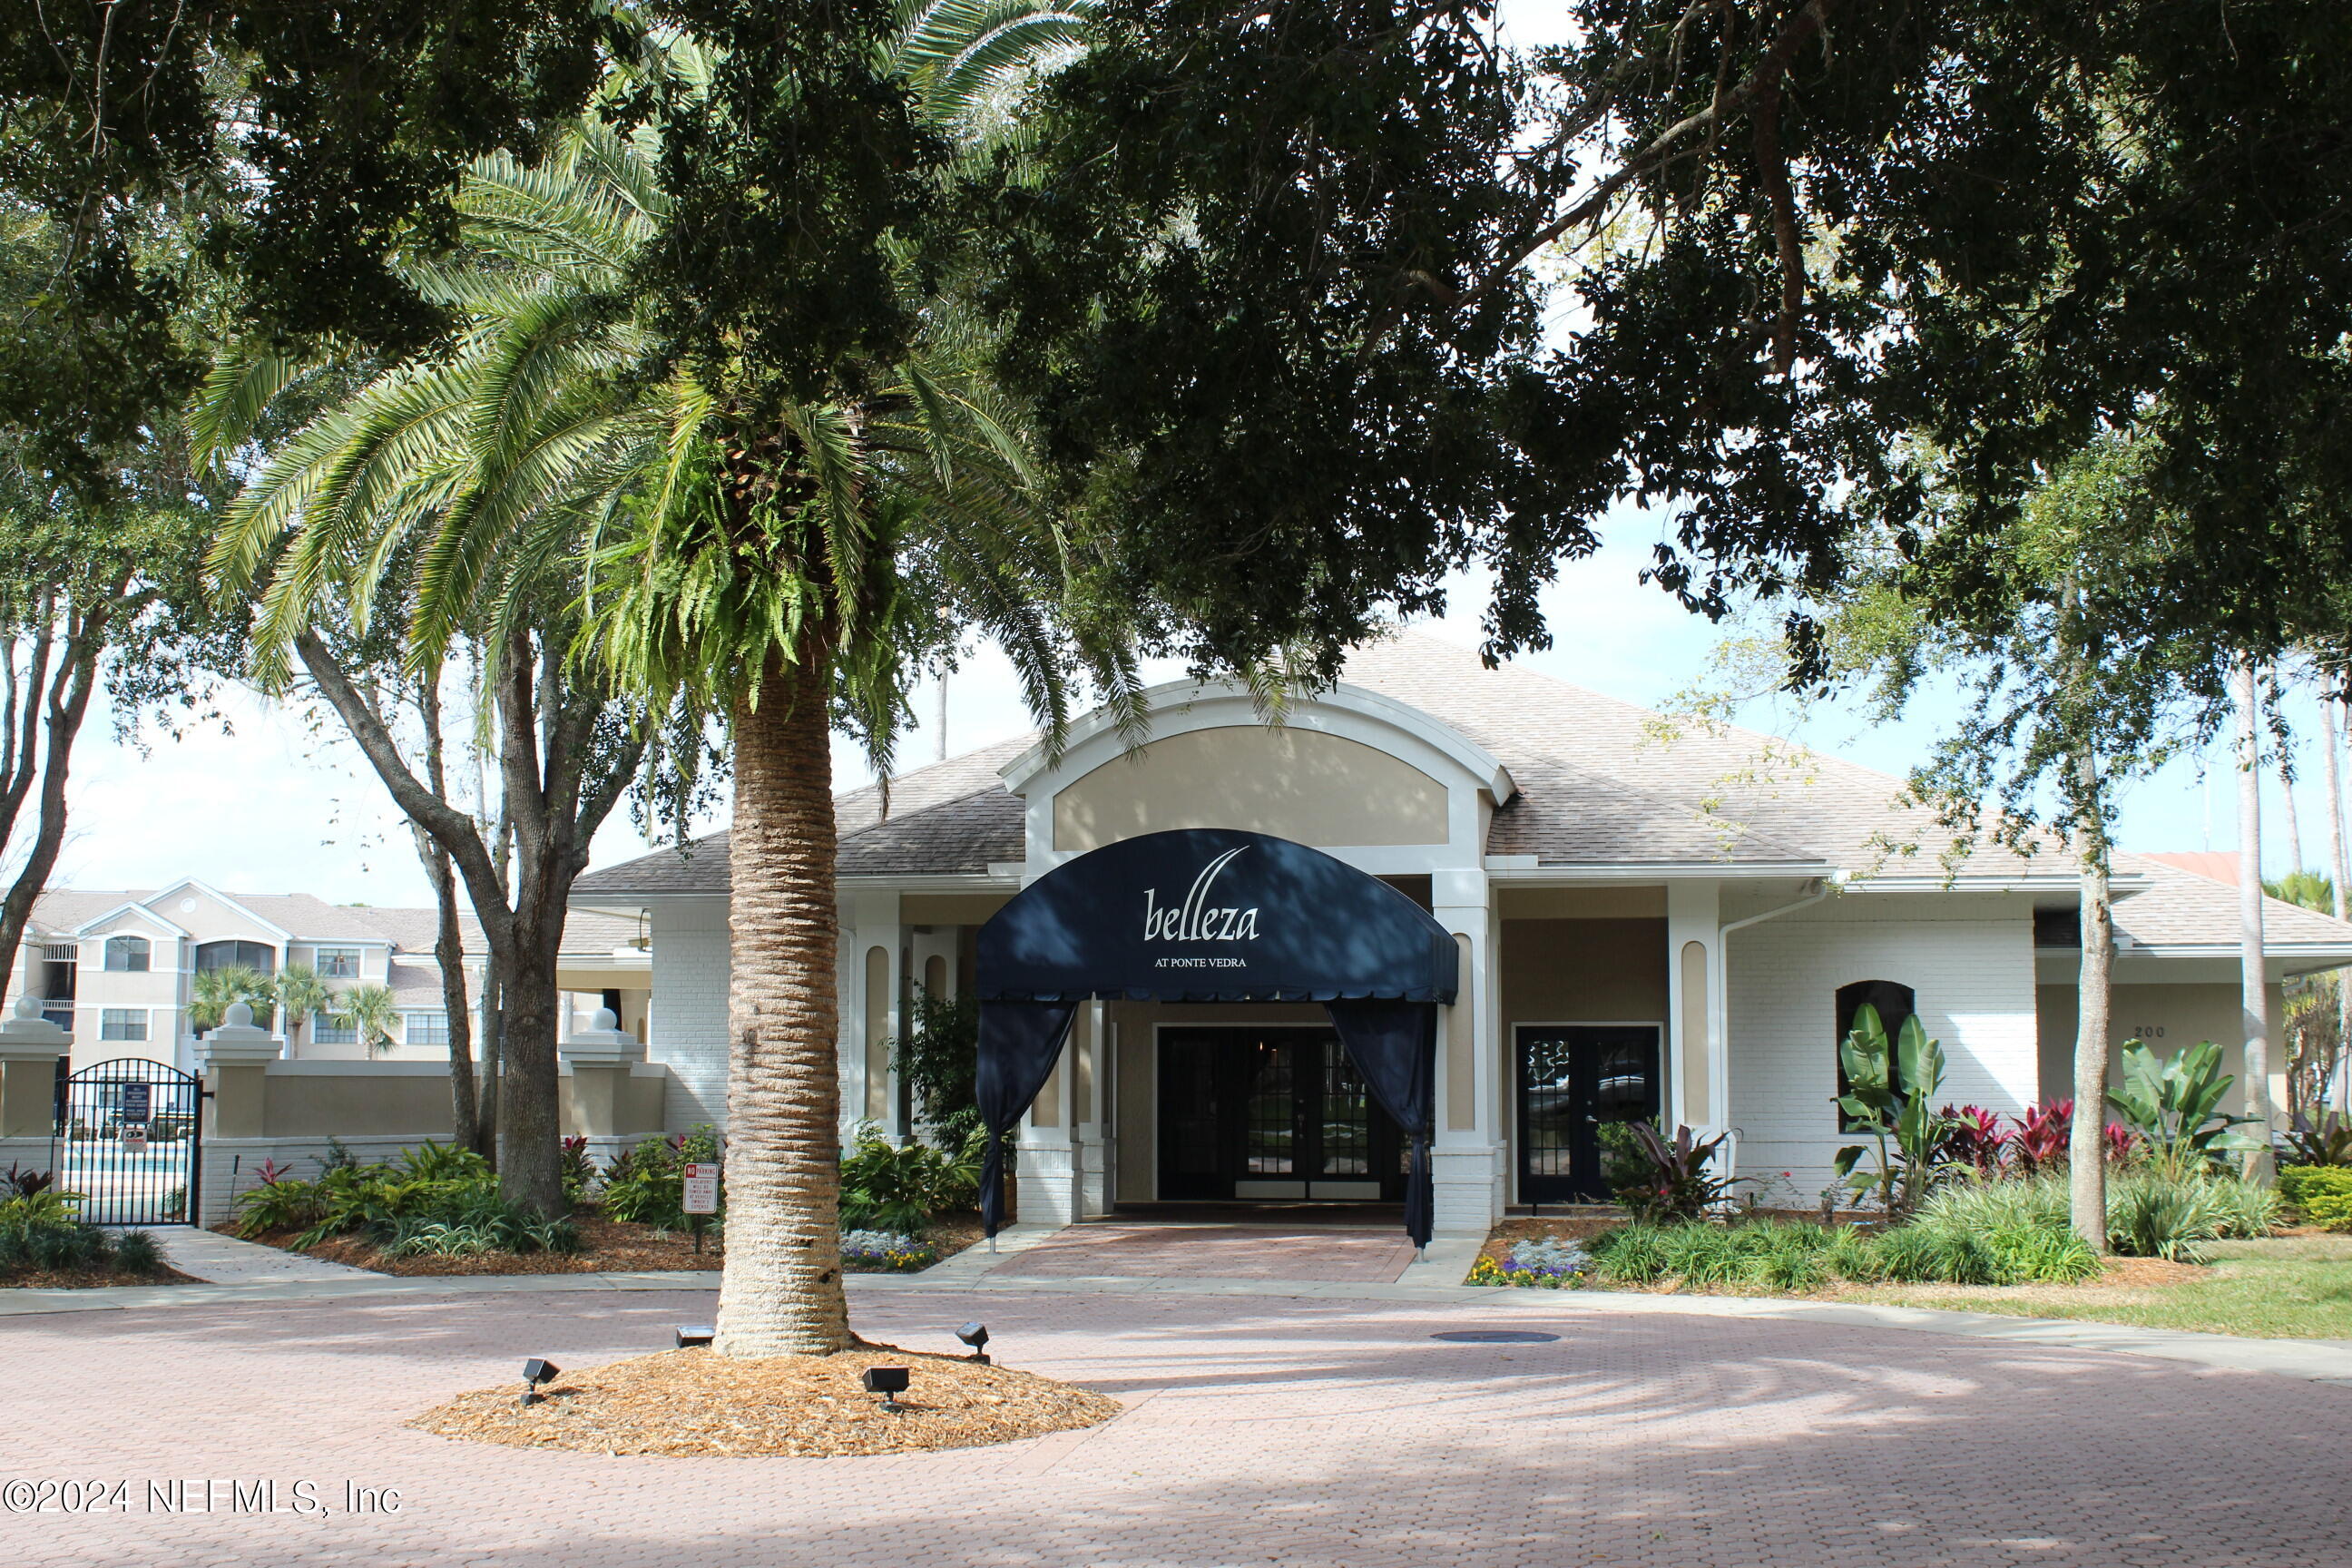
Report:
1514,1021,1664,1205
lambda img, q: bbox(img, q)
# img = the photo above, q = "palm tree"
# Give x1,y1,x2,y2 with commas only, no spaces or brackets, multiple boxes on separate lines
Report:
273,964,330,1056
191,965,273,1035
206,12,1147,1355
332,983,401,1059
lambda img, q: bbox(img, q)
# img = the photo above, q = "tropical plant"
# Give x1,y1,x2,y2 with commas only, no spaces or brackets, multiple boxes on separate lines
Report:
1919,1171,2277,1261
272,965,331,1052
2282,1110,2352,1169
1579,1214,2102,1292
598,1126,724,1230
331,984,401,1058
2,1163,52,1199
838,1124,980,1234
561,1135,595,1201
2106,1040,2266,1177
1935,1105,2004,1175
1612,1122,1735,1223
191,965,274,1034
1834,1004,1952,1219
2006,1101,2073,1176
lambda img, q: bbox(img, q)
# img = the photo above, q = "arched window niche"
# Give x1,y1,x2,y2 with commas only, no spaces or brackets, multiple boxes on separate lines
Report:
1835,979,1917,1128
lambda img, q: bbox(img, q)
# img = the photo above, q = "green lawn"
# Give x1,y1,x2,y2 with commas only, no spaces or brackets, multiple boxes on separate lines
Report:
1857,1235,2352,1342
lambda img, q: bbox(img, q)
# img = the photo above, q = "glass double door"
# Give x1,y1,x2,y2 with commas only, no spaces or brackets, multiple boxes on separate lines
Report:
1158,1025,1404,1201
1516,1024,1662,1204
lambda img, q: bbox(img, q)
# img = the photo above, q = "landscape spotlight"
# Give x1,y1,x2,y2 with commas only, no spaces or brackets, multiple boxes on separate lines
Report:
956,1322,991,1365
520,1358,560,1406
675,1325,715,1348
863,1366,911,1413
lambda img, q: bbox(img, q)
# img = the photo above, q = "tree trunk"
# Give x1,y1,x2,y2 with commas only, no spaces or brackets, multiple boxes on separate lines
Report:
409,671,480,1152
2233,655,2276,1180
0,603,108,1008
2071,760,2112,1254
498,914,565,1215
714,646,850,1358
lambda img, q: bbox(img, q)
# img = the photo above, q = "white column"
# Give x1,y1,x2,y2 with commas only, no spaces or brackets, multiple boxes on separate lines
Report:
1432,866,1503,1234
1015,1006,1081,1228
1666,879,1725,1143
842,889,903,1143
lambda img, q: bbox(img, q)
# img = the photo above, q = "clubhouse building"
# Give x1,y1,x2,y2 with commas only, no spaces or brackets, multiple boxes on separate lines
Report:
573,631,2352,1235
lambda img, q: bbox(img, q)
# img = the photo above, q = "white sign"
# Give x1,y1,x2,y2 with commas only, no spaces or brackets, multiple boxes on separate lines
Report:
121,1125,149,1152
682,1162,720,1215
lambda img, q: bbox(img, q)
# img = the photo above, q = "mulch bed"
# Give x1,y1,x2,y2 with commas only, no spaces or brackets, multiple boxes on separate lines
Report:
0,1265,198,1289
221,1211,991,1278
412,1343,1122,1457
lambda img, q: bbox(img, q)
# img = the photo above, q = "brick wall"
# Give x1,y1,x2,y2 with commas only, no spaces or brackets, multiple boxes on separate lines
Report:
1727,904,2038,1200
650,902,731,1132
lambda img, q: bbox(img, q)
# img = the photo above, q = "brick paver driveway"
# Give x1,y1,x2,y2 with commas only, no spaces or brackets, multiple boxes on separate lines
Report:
5,1281,2348,1567
988,1222,1418,1282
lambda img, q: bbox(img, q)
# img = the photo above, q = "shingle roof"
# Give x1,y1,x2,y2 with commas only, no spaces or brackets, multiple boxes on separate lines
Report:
564,629,2352,962
26,888,643,963
575,736,1034,896
2111,853,2352,950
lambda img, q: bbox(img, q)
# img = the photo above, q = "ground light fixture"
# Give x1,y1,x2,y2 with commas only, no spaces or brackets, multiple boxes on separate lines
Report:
863,1366,910,1413
956,1322,991,1364
675,1325,715,1348
520,1358,561,1406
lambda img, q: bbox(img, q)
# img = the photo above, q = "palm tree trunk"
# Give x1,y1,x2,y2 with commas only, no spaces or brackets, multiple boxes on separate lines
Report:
714,644,850,1357
2070,753,2111,1253
2233,654,2276,1180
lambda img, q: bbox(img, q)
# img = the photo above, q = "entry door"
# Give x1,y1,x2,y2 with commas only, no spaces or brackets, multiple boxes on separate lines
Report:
1158,1026,1403,1201
1516,1024,1662,1204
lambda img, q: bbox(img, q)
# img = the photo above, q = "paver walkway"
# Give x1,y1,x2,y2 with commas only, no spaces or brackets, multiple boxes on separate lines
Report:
130,1225,377,1285
4,1281,2349,1567
986,1220,1421,1282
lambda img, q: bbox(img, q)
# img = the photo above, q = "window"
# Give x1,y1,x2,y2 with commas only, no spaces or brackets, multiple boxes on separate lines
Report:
42,1004,73,1032
405,1012,449,1046
103,935,151,972
311,1010,357,1046
100,1008,148,1042
316,946,362,979
196,939,275,975
1835,979,1917,1129
2033,907,2082,948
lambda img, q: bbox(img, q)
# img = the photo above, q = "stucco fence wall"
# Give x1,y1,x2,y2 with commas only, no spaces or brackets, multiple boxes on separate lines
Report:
194,1059,670,1228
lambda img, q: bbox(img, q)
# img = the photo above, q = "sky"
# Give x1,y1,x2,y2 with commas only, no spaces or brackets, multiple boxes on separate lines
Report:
48,511,2335,912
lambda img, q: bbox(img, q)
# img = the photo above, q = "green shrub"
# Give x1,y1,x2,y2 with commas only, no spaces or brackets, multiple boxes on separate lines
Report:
2278,1165,2352,1230
111,1230,164,1274
1586,1222,1671,1283
1916,1177,2071,1235
838,1123,979,1232
599,1125,721,1229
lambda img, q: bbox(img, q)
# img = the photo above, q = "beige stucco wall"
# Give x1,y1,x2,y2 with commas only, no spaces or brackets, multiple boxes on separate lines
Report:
2036,981,2290,1116
1053,726,1448,851
248,1063,666,1138
1498,918,1671,1029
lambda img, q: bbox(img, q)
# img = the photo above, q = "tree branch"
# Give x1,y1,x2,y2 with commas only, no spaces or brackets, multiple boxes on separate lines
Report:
1456,0,1842,314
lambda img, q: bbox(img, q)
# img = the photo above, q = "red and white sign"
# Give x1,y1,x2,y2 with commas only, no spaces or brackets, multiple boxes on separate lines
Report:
682,1162,720,1215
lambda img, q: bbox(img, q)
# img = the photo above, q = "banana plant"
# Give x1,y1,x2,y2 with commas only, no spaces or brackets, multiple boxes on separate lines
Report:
2105,1040,2263,1178
1833,1004,1953,1219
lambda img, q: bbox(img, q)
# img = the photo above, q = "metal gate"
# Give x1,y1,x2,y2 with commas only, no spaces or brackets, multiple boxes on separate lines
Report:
51,1058,202,1225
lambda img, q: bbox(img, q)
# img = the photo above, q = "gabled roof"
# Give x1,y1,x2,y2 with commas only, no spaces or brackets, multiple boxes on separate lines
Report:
27,889,646,965
2112,853,2352,953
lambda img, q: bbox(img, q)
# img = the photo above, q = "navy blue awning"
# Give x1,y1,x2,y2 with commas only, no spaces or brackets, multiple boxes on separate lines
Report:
975,828,1458,1004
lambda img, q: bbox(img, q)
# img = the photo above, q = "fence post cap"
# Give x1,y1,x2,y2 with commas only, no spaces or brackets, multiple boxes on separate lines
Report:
0,995,70,1054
